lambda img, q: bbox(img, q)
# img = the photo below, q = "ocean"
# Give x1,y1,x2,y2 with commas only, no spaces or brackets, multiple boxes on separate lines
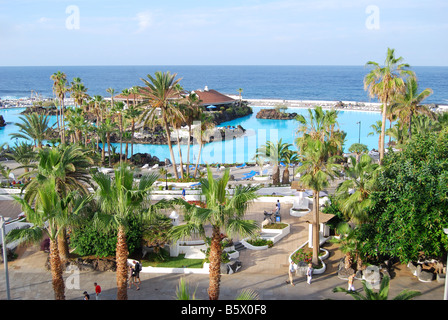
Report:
1,65,447,104
0,65,447,163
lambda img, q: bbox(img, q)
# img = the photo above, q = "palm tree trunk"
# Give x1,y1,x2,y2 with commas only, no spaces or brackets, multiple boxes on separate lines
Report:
194,140,203,178
49,238,65,300
208,227,222,300
57,229,69,261
186,125,192,177
163,117,179,179
408,110,413,139
282,166,290,184
107,133,111,167
119,114,123,163
272,165,280,185
380,100,388,163
312,191,320,265
116,225,128,300
176,129,184,179
131,120,135,157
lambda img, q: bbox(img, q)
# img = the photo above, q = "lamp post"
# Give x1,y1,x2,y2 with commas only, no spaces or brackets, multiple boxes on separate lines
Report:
444,228,448,300
0,216,11,300
356,121,361,144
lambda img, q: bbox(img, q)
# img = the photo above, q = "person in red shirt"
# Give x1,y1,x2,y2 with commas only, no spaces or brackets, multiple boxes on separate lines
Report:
94,282,101,300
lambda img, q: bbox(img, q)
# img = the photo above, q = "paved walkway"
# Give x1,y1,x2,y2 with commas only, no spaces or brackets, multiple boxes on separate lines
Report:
0,202,445,301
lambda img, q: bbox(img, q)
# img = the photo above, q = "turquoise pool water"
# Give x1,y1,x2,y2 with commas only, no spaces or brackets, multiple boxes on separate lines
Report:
0,107,382,164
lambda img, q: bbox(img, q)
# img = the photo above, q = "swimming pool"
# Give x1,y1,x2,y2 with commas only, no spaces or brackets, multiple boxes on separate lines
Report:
0,107,382,164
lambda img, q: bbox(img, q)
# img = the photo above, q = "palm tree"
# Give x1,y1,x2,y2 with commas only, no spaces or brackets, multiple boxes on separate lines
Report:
10,113,53,148
112,101,125,163
296,137,341,265
21,144,94,260
7,180,88,300
6,141,36,182
237,88,243,107
192,112,215,178
170,103,186,179
171,167,260,300
92,164,158,300
99,117,116,167
295,106,342,157
333,275,421,300
124,104,142,158
255,139,292,185
50,71,67,137
336,154,379,224
364,48,414,162
138,71,184,179
390,76,433,139
367,120,382,152
181,92,202,177
70,77,90,110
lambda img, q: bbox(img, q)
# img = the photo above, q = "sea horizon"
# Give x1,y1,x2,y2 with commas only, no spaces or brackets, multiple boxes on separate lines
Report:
1,65,447,104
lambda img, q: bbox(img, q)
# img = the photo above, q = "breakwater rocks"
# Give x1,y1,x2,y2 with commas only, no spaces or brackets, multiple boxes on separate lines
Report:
256,108,297,120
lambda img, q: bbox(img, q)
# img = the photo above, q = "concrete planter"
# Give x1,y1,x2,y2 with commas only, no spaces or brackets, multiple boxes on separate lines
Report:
261,223,290,243
240,238,269,250
290,207,311,217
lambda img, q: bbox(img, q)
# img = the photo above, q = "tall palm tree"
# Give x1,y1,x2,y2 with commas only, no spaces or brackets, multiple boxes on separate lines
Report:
7,180,88,300
99,117,116,167
390,76,433,139
70,77,90,110
191,113,214,178
112,101,125,163
170,103,186,179
364,48,414,162
50,71,67,136
171,167,260,300
124,104,142,158
21,144,94,260
333,275,421,300
181,92,202,177
92,164,158,300
138,71,184,179
296,137,341,265
10,113,52,148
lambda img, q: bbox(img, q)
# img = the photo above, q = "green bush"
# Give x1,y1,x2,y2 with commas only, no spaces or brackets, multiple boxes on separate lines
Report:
70,214,142,258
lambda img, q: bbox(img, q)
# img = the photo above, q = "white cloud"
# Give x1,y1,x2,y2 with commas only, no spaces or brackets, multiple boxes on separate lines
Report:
136,11,153,32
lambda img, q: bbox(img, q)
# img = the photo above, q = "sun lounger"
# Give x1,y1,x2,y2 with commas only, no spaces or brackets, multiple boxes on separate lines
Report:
152,163,159,169
236,163,246,169
142,164,149,169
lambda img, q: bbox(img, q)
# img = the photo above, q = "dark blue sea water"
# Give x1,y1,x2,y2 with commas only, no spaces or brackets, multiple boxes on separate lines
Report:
1,65,447,104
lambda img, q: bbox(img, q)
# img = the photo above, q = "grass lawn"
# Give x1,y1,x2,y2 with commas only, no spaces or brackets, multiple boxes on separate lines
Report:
141,253,204,269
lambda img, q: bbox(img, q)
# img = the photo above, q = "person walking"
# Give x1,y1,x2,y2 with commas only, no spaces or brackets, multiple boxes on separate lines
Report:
182,188,186,199
133,260,142,288
83,291,90,300
306,263,313,284
347,274,355,292
286,260,297,286
94,282,101,300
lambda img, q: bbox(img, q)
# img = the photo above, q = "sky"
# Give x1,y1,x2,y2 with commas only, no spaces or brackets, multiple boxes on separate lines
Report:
0,0,447,66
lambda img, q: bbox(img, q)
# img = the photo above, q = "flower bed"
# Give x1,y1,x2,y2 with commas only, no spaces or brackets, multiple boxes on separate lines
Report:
241,237,273,250
289,241,329,274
